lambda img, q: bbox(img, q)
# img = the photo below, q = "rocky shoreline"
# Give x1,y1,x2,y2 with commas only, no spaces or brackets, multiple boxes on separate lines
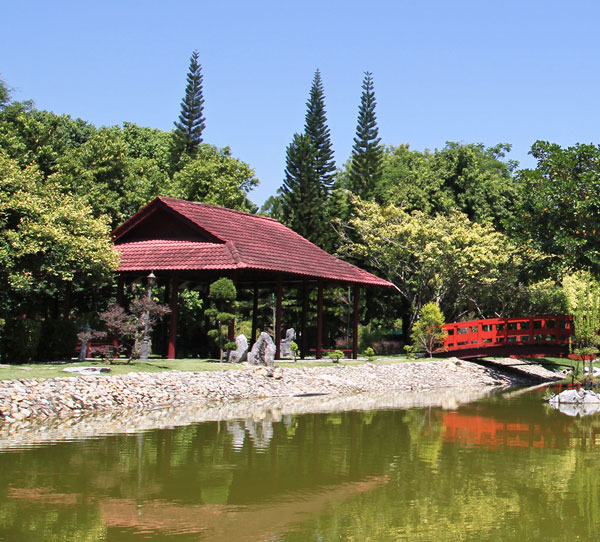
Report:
0,358,520,424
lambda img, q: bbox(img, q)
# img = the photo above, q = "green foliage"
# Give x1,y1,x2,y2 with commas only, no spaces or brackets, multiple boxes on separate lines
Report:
328,349,344,363
358,323,385,353
172,50,205,161
411,302,447,357
338,198,531,327
348,72,383,200
364,142,519,230
514,141,600,274
0,75,10,109
171,144,258,212
280,133,324,243
363,346,375,358
562,270,600,359
290,341,299,361
0,153,119,321
304,69,336,193
0,102,95,177
206,278,237,362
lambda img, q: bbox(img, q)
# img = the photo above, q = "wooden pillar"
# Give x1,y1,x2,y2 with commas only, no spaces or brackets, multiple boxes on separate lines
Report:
316,280,324,359
117,274,125,306
275,275,283,359
167,275,179,360
251,284,259,348
301,279,309,359
352,285,360,360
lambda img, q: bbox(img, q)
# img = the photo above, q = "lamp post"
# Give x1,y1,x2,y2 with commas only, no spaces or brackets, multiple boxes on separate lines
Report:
139,271,156,361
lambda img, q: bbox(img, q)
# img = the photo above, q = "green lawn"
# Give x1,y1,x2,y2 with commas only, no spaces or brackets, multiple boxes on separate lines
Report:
0,355,415,381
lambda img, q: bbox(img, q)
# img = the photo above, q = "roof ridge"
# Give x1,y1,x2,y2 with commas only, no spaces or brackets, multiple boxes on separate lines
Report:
158,196,280,224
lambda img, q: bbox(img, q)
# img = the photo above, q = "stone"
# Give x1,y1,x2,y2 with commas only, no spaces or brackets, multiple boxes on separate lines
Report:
228,334,249,363
247,332,276,367
63,367,111,375
279,328,296,358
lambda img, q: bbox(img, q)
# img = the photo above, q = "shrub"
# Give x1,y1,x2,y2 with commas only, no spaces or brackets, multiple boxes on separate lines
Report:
328,350,344,363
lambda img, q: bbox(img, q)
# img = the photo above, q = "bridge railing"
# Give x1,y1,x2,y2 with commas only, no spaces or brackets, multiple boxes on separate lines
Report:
442,316,574,352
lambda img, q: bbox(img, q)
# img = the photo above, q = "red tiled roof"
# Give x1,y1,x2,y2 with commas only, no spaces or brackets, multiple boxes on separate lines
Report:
113,197,393,288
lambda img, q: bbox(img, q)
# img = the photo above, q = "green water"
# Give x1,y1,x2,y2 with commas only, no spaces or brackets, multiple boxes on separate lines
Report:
1,387,600,541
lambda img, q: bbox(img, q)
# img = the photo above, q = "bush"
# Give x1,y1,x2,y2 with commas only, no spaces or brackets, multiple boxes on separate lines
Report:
328,350,344,363
1,318,42,363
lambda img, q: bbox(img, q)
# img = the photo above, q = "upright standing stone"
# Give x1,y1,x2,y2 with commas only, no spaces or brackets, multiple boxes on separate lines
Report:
248,332,276,367
229,334,249,363
280,328,296,358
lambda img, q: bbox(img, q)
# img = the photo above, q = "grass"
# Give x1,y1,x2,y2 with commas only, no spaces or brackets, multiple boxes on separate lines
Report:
0,355,417,381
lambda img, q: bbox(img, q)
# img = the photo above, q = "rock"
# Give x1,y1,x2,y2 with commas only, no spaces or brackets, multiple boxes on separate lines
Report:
247,332,276,367
62,367,111,375
280,328,296,358
228,334,249,363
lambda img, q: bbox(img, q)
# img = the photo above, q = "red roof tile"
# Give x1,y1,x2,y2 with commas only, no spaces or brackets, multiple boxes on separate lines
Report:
113,197,393,288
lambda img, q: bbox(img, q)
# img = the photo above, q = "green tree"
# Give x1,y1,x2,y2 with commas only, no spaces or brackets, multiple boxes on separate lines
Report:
514,141,600,274
278,71,336,249
0,153,119,360
304,69,336,195
205,278,237,362
280,133,323,242
0,102,95,177
411,302,447,357
562,270,600,364
348,72,383,200
0,76,11,109
171,144,259,212
371,142,519,230
172,50,205,162
337,198,533,327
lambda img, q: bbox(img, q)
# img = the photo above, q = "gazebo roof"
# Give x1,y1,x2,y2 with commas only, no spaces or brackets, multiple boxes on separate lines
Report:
113,197,393,288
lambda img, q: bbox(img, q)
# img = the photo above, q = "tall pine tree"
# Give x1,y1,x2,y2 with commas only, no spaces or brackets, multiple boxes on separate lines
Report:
280,133,321,242
172,50,205,161
278,70,336,250
348,71,383,200
304,69,336,196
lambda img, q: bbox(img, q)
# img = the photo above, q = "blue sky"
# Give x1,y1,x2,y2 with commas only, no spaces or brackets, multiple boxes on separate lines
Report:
2,1,600,206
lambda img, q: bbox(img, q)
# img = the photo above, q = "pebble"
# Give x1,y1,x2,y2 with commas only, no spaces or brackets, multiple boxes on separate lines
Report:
0,358,516,424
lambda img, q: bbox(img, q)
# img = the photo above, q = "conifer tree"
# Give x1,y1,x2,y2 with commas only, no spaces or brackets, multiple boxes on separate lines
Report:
304,69,336,196
349,72,383,200
280,133,323,244
172,50,205,159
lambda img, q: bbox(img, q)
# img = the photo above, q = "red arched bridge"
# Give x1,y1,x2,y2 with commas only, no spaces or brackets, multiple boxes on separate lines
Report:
439,316,574,359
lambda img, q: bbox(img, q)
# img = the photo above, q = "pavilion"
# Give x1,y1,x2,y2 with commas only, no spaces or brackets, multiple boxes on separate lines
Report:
112,197,394,359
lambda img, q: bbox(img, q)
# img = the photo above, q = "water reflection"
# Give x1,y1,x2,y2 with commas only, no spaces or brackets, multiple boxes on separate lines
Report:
0,387,493,451
2,387,600,541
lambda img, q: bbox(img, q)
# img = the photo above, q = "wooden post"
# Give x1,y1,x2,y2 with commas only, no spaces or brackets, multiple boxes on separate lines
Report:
316,280,324,359
275,275,283,359
251,284,259,348
301,279,309,359
352,285,360,360
167,275,179,360
117,274,125,306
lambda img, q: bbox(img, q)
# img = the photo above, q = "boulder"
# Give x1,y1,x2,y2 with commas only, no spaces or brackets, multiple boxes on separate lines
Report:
228,334,249,363
248,332,276,367
280,328,296,358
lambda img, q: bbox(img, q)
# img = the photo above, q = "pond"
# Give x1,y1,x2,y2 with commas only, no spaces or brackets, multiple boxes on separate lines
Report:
0,385,599,541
